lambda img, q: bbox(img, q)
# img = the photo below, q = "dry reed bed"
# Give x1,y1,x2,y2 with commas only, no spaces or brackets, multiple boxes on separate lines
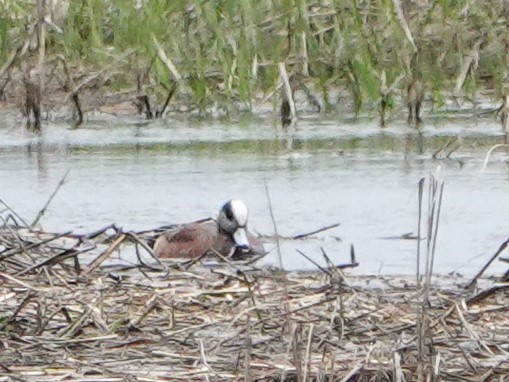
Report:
1,225,509,382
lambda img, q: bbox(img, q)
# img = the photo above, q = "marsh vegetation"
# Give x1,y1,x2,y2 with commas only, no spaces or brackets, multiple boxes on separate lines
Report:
0,0,508,129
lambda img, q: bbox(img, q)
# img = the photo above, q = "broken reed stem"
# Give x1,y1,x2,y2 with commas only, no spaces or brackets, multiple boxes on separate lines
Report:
127,232,166,269
37,0,46,67
59,56,83,127
83,223,119,239
425,176,434,272
479,144,509,174
427,181,444,289
303,323,314,382
466,236,509,290
391,0,417,52
296,249,331,276
393,352,404,382
0,217,35,264
417,173,445,381
71,93,83,126
85,234,127,274
59,299,98,338
129,295,158,328
263,182,294,364
424,177,435,297
417,177,425,287
158,83,177,117
133,243,160,273
31,169,70,228
0,271,42,291
278,62,297,124
291,323,303,382
259,222,340,241
0,291,34,331
199,339,215,379
152,34,182,82
0,197,29,228
264,181,282,269
301,32,309,77
292,222,340,240
438,318,477,373
243,316,252,382
424,176,444,297
15,244,89,276
240,272,263,322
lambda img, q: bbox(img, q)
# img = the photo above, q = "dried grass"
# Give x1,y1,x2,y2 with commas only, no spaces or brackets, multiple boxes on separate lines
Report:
1,224,508,382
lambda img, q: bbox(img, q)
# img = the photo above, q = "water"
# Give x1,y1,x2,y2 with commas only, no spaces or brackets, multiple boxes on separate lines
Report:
1,113,509,275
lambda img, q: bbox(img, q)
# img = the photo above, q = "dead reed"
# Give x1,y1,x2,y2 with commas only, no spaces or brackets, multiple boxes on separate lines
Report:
1,212,509,381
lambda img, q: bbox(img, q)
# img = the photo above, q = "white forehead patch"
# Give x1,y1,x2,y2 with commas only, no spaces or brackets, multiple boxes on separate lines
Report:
230,199,248,226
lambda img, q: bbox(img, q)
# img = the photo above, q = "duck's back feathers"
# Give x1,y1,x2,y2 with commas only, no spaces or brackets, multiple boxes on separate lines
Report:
152,218,266,260
153,221,218,258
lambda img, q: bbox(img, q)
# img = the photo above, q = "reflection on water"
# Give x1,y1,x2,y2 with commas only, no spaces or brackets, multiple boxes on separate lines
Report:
1,116,509,276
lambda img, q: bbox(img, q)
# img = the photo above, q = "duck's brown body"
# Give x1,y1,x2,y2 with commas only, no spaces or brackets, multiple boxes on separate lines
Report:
153,219,264,259
153,220,232,258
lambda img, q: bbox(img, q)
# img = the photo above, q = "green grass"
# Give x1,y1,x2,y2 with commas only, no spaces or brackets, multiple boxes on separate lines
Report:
1,0,507,117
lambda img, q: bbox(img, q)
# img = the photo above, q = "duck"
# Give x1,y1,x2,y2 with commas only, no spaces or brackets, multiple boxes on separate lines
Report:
152,199,265,259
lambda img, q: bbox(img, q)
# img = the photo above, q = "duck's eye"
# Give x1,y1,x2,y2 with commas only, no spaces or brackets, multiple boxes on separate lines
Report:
223,201,234,220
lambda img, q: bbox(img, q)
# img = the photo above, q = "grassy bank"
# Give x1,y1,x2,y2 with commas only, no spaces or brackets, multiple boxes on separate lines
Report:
0,1,508,125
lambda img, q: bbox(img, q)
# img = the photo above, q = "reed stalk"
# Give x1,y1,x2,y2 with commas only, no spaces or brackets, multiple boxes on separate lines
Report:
0,0,507,121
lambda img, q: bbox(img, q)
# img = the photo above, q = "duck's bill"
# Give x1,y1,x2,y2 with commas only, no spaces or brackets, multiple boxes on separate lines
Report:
233,227,250,252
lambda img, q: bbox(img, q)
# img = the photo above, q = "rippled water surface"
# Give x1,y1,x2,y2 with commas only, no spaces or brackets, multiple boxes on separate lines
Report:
1,113,509,275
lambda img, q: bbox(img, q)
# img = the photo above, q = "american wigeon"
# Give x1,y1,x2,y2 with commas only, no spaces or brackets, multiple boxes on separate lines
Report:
153,200,264,259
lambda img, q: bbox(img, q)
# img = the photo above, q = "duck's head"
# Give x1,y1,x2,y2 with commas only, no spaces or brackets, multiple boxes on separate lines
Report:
218,199,250,252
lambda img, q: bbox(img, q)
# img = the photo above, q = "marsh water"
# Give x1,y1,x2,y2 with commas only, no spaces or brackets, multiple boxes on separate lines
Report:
1,111,509,276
